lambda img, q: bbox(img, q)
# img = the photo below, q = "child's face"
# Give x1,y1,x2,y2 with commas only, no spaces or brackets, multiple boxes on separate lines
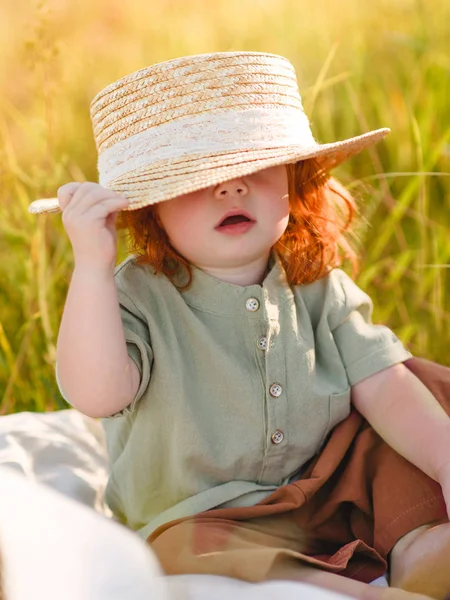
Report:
157,165,290,270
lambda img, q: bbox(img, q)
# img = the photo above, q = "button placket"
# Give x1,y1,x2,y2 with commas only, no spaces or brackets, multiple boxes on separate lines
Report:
263,295,288,472
258,276,292,483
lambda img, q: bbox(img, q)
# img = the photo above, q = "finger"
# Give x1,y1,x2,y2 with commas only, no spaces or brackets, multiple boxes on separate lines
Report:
88,197,130,220
63,183,127,217
65,182,110,210
57,182,83,211
65,196,129,225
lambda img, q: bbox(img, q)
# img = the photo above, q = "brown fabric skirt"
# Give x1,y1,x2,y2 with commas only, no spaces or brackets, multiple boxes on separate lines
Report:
148,357,450,584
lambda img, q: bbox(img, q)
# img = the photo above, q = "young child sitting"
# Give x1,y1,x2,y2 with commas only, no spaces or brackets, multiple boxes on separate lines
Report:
29,51,450,599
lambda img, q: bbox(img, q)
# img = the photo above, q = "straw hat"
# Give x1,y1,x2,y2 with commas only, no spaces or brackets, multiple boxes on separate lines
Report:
28,51,389,215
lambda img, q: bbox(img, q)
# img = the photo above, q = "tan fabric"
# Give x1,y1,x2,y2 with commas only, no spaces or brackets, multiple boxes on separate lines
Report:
59,252,411,539
149,357,449,585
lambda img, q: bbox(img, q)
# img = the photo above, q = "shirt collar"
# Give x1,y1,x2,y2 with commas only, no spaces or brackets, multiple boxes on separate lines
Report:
177,252,294,317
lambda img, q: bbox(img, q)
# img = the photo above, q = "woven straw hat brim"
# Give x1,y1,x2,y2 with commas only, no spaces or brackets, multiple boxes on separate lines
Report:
28,128,389,215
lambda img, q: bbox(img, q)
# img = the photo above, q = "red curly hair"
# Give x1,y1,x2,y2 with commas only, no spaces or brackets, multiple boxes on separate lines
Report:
116,158,361,288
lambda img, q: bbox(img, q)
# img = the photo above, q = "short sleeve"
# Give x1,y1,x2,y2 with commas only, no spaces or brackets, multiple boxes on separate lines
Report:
106,288,154,418
54,293,153,417
328,270,413,386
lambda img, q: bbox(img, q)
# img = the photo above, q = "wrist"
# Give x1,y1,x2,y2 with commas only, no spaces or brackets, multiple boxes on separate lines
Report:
73,262,116,282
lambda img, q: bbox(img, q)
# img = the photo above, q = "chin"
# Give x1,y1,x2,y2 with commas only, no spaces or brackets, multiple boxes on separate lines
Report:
216,251,271,269
185,240,273,269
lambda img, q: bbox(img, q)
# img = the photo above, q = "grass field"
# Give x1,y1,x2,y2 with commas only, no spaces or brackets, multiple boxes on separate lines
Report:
0,0,449,413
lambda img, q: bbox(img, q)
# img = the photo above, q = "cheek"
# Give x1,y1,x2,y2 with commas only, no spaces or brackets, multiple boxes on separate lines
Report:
276,212,290,240
157,198,205,252
269,171,290,220
267,190,290,239
270,190,290,225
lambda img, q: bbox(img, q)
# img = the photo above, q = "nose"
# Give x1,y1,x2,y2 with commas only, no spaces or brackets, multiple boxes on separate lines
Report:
214,177,248,200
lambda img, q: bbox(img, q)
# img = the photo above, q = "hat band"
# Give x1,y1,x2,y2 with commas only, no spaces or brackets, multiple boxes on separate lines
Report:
98,107,315,186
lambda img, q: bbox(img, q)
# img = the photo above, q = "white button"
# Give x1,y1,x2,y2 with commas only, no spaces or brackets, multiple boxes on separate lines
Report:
269,383,283,397
246,298,260,312
271,430,284,444
257,336,267,351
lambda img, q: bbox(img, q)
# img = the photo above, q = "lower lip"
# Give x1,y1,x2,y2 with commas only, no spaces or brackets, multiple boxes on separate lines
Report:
215,221,255,235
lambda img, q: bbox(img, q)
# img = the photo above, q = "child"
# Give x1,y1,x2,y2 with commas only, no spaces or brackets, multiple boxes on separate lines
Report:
29,52,450,599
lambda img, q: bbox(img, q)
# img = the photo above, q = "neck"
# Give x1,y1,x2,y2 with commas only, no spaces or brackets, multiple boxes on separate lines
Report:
197,254,270,286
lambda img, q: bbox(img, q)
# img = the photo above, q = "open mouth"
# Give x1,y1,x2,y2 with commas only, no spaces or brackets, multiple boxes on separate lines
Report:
215,212,256,235
219,214,252,227
215,209,255,229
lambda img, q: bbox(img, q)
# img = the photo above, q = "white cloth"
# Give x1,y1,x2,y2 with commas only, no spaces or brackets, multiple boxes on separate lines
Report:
0,467,169,600
0,409,111,515
167,575,355,599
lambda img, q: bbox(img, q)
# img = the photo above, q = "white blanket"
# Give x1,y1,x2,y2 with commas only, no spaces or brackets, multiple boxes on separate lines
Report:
0,410,387,598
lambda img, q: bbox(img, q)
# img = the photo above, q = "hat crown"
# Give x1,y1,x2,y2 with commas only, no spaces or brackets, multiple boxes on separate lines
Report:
90,52,305,155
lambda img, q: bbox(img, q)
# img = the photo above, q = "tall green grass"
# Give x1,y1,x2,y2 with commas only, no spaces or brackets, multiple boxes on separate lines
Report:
1,0,449,413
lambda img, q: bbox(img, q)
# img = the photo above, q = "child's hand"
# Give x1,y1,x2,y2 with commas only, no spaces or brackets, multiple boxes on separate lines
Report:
58,182,129,272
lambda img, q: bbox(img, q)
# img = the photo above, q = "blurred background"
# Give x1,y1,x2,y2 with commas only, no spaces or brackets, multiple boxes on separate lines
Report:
0,0,449,413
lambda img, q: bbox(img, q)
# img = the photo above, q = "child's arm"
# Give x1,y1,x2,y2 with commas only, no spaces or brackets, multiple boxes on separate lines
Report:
352,363,450,511
56,182,140,418
57,265,141,418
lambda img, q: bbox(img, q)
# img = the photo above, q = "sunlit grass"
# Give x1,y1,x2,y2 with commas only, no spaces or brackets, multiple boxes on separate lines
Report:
1,0,448,413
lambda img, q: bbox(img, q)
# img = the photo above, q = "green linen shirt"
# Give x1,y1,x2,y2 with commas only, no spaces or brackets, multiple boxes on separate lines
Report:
57,253,412,540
